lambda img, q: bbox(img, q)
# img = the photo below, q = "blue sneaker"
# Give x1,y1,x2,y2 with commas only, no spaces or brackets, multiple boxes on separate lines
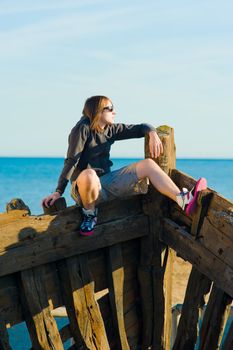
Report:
80,208,98,236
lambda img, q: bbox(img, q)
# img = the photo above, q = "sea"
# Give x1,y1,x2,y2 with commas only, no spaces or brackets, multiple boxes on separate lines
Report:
0,157,233,349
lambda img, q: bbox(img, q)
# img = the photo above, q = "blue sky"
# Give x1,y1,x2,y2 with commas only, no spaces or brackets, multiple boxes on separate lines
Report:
0,0,232,158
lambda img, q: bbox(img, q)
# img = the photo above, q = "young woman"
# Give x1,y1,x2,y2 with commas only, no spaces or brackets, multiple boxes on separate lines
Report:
42,95,207,236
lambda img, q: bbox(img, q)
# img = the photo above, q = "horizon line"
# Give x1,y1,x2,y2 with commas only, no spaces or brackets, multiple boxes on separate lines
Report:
0,156,232,160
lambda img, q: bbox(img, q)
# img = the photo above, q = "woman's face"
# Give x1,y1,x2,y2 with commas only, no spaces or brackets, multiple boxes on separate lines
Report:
98,100,116,129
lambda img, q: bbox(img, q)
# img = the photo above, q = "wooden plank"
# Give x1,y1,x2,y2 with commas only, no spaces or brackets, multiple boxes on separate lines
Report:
207,196,233,238
20,266,63,350
172,187,213,350
170,169,233,226
0,315,12,350
154,126,175,350
139,125,175,350
107,244,130,350
199,217,233,270
172,268,211,350
0,212,149,278
139,191,164,350
56,259,86,349
0,196,142,251
163,246,173,349
124,305,140,350
0,275,23,327
58,255,110,350
78,254,110,350
0,209,30,225
198,285,232,350
189,191,213,237
139,191,167,350
221,320,233,350
151,125,176,174
0,239,140,329
162,218,233,298
137,265,153,349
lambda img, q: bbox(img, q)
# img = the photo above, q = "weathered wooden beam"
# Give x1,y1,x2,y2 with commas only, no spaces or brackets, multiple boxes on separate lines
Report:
170,169,233,229
137,265,153,348
107,244,130,350
199,214,233,270
198,285,232,350
0,315,12,350
172,269,211,350
0,196,142,252
171,191,213,350
78,254,110,349
138,125,175,350
221,319,233,350
0,239,140,329
154,126,175,350
207,193,233,236
56,259,86,349
58,255,110,350
194,186,233,257
19,266,63,350
147,125,176,174
162,218,233,298
0,208,148,278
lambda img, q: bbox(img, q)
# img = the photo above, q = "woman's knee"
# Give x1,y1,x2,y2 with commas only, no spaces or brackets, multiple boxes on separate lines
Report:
142,158,156,167
136,158,159,177
76,169,100,188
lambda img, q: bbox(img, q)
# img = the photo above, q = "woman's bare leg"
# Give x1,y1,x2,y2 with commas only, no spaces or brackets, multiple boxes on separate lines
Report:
76,169,101,210
135,158,180,202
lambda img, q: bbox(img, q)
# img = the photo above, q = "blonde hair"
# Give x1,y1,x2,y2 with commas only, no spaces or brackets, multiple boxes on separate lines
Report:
82,95,111,132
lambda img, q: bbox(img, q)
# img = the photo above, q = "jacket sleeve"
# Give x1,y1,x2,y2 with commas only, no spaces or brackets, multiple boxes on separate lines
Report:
55,124,89,194
111,123,156,141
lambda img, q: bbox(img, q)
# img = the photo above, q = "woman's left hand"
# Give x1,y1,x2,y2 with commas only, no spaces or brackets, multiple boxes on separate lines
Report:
148,131,163,158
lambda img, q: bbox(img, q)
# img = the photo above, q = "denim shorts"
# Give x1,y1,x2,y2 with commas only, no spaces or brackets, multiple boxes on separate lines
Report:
70,163,149,206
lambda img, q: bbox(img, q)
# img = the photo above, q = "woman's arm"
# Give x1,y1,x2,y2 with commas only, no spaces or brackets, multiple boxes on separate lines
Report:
110,123,163,158
55,123,90,194
42,122,89,208
112,123,156,141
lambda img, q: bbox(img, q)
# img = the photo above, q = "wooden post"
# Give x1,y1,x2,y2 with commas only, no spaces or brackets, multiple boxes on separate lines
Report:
0,315,12,350
6,200,64,349
221,320,233,350
172,191,213,350
198,285,232,350
172,269,211,350
20,267,64,350
58,255,110,350
107,244,130,350
139,125,175,349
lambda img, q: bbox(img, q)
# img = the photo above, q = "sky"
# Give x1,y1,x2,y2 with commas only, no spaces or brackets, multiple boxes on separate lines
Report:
0,0,232,159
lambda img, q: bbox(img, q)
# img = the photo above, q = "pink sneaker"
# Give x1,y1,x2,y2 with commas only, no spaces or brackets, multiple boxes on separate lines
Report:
185,177,207,215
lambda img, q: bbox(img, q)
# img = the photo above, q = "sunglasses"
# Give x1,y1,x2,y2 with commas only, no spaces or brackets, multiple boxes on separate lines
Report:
102,105,114,112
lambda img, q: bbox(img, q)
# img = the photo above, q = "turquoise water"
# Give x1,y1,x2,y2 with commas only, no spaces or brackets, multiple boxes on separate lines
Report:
0,157,232,348
0,157,232,215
